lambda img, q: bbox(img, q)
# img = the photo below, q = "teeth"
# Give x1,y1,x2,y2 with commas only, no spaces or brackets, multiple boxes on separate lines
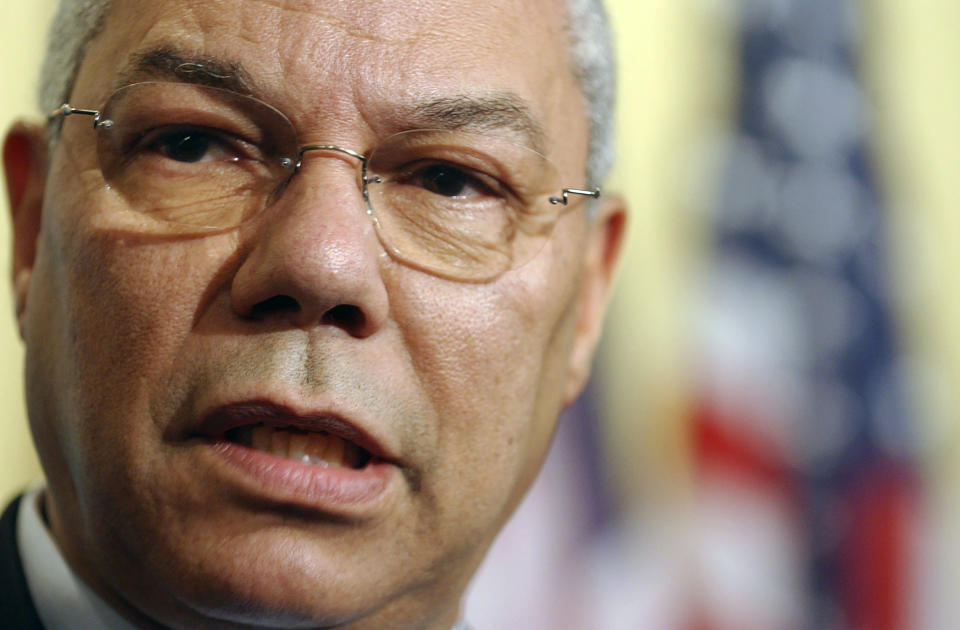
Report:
325,434,345,465
245,425,365,468
288,432,309,463
270,428,290,454
252,425,270,451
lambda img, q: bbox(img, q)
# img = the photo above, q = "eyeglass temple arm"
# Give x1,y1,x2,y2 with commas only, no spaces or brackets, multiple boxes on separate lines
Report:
549,188,601,206
47,104,111,129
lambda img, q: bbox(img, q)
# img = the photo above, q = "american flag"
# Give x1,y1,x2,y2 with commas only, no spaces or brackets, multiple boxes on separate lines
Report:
687,1,919,629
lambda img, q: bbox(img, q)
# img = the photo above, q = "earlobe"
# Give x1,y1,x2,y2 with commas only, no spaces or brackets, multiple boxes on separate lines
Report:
3,122,48,337
563,195,627,405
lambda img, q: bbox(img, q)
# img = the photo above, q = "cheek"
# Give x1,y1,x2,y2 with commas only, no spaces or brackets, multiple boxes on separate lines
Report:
387,235,583,515
74,240,207,380
26,198,232,480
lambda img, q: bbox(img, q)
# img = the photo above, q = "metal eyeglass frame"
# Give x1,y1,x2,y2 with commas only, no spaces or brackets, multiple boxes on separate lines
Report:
49,102,602,209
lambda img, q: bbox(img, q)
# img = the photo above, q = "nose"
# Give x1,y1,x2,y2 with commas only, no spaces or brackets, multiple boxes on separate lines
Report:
230,154,389,337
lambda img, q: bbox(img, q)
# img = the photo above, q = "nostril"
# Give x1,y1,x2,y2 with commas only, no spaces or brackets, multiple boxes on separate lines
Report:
241,296,370,335
321,304,366,331
248,294,299,320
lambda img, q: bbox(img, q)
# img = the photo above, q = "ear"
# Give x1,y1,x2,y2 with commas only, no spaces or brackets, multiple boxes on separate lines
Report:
563,195,627,405
3,122,47,338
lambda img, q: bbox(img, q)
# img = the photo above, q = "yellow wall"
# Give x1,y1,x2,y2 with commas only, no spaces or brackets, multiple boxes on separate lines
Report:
864,0,960,604
0,1,55,506
865,2,960,465
600,0,735,508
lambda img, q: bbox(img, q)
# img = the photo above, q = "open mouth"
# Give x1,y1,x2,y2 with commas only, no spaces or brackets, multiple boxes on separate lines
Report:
194,402,399,509
223,424,374,470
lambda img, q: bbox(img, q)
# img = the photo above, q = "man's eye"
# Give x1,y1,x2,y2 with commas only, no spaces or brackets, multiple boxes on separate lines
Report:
145,128,235,164
417,164,493,199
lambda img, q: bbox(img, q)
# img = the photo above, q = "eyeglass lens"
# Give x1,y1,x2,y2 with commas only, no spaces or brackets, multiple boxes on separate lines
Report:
92,82,567,281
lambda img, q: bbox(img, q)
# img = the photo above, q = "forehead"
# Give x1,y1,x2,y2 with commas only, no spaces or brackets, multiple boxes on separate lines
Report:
75,0,587,163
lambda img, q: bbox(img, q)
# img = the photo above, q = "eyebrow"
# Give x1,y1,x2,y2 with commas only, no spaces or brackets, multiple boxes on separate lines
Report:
114,47,547,151
115,46,253,94
402,95,546,153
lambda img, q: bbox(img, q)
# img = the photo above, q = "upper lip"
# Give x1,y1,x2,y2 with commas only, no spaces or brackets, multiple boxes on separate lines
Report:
193,400,398,464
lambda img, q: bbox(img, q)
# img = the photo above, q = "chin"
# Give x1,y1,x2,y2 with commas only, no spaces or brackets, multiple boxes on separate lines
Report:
107,518,440,630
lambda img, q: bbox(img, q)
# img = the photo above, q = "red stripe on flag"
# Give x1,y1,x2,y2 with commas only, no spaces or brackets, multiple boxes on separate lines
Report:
839,465,915,630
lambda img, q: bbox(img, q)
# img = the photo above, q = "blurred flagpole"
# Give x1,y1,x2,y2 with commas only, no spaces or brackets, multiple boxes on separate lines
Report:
687,1,919,629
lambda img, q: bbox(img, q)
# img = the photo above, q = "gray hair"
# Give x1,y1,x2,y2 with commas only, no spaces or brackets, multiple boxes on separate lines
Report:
563,0,617,185
38,0,112,125
39,0,616,185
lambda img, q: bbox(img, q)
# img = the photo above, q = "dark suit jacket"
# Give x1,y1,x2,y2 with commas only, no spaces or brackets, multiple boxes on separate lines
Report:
0,495,46,629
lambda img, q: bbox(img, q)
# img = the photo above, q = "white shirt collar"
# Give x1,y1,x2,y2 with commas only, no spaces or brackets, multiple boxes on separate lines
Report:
16,486,138,630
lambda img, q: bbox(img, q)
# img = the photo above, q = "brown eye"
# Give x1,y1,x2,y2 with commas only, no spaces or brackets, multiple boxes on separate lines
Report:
419,164,473,197
148,128,233,163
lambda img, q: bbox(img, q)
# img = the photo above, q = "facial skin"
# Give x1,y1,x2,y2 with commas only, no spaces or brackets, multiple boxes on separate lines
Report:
3,0,625,628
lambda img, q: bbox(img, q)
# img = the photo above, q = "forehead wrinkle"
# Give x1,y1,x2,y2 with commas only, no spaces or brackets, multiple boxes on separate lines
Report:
245,0,411,45
99,6,560,155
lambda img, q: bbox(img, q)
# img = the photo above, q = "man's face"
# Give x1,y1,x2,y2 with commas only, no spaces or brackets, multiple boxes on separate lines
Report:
9,0,622,627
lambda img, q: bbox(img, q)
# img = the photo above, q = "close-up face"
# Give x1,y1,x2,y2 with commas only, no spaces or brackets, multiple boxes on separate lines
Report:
11,0,622,628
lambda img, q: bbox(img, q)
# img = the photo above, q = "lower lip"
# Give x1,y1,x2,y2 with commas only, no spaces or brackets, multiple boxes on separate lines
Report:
207,440,396,512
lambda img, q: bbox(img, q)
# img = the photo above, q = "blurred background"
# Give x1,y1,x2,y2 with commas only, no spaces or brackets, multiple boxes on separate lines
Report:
3,1,959,629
